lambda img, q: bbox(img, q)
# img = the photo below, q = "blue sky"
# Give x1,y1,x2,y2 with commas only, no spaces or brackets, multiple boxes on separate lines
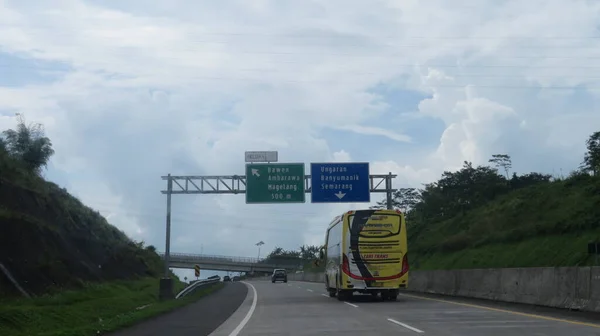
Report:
0,53,69,87
1,0,600,280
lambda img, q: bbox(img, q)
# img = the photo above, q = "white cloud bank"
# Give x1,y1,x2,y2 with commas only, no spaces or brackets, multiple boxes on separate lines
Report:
1,0,599,279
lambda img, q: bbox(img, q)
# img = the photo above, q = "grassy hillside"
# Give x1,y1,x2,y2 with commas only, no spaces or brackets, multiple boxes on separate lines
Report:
409,173,600,270
0,277,223,336
0,144,164,297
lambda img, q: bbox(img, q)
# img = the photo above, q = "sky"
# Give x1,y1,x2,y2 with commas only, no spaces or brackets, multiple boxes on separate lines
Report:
1,0,600,280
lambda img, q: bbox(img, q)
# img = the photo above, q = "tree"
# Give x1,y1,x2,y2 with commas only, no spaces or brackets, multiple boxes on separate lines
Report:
299,245,321,260
488,154,512,179
509,172,552,189
262,246,300,262
2,114,55,175
370,187,421,212
581,131,600,176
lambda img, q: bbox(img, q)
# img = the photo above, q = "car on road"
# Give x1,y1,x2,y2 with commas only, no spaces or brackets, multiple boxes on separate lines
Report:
271,269,287,283
232,276,240,281
223,275,231,282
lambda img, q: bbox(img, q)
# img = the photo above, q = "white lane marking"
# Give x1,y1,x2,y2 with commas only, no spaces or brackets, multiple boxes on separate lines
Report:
426,320,547,324
321,294,329,297
344,302,359,308
229,282,258,336
307,289,314,292
287,284,292,286
387,318,424,333
296,286,302,289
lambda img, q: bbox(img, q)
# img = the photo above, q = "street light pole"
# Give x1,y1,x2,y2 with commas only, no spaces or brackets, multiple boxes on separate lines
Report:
256,241,265,261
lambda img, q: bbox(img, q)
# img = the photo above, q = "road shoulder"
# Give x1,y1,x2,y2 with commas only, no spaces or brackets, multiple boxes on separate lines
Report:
109,282,248,336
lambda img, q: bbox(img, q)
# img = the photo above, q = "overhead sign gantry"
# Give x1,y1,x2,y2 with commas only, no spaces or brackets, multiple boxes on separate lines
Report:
158,150,397,299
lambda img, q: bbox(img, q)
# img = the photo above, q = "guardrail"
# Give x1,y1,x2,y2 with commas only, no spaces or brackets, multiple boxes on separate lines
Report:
175,278,221,299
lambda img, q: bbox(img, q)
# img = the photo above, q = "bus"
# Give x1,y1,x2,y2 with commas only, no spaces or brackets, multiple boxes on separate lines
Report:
318,209,409,301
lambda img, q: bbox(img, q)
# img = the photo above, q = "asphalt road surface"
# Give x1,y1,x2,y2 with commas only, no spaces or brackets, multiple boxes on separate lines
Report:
211,280,600,336
109,282,247,336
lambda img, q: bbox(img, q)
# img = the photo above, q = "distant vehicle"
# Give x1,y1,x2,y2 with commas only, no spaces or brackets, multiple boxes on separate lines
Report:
223,275,231,282
271,269,287,283
318,209,409,301
232,276,240,281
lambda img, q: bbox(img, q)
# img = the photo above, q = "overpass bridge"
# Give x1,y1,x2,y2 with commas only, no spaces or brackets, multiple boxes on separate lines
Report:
158,252,305,273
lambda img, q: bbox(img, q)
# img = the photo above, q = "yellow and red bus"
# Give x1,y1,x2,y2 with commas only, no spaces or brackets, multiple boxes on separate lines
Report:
319,209,409,301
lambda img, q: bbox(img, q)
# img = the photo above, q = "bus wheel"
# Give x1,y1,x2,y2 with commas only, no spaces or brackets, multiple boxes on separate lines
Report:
384,290,398,301
337,288,349,301
336,289,344,301
328,289,336,298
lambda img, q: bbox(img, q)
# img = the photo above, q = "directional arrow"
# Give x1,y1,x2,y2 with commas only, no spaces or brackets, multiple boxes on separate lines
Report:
251,168,260,177
334,191,346,199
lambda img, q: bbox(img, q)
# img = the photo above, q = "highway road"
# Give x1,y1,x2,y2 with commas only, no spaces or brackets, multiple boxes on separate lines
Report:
212,280,600,336
111,280,600,336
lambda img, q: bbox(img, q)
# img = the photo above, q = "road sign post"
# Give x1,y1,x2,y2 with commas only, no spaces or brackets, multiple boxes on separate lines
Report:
245,163,305,204
194,264,200,279
310,163,370,203
245,151,278,163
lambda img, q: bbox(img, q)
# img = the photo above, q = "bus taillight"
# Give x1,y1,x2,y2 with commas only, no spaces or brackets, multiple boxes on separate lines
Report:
342,253,350,274
400,254,409,276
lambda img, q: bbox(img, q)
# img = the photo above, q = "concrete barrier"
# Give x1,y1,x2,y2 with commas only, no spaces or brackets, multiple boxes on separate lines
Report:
287,267,600,313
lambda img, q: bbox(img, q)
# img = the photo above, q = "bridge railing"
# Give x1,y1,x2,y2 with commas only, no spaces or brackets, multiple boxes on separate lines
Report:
158,252,308,268
164,252,263,264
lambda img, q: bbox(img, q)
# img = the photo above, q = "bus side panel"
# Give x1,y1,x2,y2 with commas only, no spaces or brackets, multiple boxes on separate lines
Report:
340,215,351,288
343,213,367,290
325,218,342,290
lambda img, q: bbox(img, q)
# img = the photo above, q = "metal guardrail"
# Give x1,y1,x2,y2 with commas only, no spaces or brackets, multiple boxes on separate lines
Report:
175,278,221,299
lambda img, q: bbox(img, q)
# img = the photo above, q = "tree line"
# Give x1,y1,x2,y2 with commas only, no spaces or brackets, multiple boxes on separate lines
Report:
0,114,55,175
370,131,600,238
259,244,322,264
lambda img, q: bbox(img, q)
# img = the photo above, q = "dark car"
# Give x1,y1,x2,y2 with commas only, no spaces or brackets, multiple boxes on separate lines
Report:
232,276,240,281
223,275,231,282
271,269,287,283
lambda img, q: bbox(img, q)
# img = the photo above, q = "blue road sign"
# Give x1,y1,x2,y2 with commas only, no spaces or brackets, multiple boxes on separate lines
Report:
310,162,370,203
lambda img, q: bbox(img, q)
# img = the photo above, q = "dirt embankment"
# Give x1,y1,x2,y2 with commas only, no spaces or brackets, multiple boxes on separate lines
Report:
0,166,162,297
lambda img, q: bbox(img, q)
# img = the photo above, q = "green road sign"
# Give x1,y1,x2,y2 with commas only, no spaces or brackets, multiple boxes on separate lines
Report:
245,163,305,204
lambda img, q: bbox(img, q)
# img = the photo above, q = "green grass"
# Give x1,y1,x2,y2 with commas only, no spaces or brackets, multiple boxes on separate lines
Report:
0,277,224,336
409,174,600,270
414,230,600,270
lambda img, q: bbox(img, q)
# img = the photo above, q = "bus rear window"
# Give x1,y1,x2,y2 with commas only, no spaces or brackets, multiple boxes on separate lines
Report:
349,213,401,236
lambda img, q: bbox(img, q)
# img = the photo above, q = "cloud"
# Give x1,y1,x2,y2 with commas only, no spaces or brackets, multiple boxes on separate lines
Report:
1,0,600,279
331,125,411,143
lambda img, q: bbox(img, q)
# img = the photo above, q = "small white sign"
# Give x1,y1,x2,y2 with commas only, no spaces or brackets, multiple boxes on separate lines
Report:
245,151,278,163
